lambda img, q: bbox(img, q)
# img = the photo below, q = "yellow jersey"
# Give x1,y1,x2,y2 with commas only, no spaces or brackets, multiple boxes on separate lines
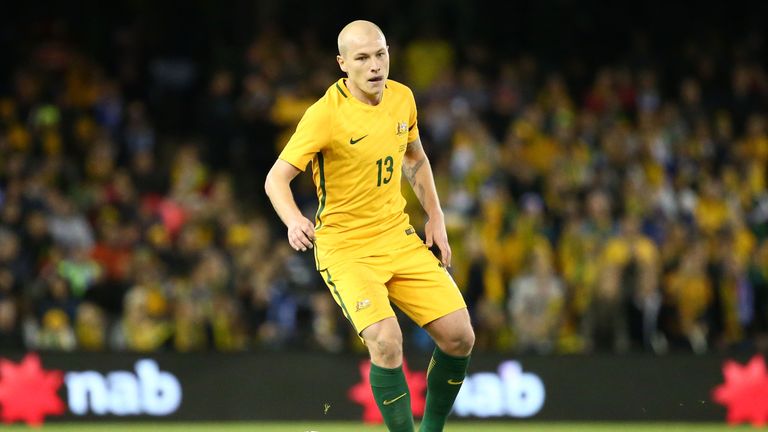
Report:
279,78,419,269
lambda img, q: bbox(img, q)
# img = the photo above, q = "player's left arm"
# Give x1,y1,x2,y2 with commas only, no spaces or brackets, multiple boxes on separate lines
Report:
402,137,451,267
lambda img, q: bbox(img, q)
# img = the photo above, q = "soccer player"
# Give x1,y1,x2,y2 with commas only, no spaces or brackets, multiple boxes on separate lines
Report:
265,20,474,431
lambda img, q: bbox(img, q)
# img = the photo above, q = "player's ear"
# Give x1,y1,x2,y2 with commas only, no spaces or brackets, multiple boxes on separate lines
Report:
337,55,347,73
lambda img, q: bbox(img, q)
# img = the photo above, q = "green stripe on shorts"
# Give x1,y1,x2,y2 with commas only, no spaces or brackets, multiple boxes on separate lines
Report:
323,269,357,333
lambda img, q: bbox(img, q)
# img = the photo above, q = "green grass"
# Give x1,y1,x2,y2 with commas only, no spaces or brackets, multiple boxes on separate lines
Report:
4,422,748,431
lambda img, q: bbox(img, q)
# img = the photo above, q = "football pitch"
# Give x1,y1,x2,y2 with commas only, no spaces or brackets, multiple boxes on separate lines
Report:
9,422,746,431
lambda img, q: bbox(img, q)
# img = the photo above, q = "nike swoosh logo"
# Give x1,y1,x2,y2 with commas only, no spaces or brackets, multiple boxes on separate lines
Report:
447,379,464,385
382,392,407,405
349,135,368,145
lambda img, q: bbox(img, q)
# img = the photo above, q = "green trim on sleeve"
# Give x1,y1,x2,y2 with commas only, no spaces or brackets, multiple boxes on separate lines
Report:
314,152,327,229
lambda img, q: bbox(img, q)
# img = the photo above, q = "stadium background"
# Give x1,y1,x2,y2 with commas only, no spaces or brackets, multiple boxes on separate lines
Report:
0,0,767,428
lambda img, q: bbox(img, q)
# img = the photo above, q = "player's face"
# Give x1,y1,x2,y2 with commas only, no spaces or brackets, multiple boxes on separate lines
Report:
338,35,389,99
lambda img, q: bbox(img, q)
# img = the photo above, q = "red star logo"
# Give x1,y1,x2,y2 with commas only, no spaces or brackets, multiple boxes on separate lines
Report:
348,359,426,423
0,353,65,426
712,355,768,426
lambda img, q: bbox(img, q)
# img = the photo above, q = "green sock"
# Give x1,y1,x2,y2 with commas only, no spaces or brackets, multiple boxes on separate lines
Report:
419,347,470,432
370,363,414,432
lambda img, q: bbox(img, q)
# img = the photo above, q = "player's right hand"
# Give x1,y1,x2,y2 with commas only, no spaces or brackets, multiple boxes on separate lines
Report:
287,217,315,252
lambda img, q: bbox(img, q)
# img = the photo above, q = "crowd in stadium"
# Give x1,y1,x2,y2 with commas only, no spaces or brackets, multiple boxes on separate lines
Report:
0,14,767,356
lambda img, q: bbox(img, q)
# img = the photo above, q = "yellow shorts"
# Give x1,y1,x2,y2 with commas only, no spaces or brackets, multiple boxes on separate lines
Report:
319,234,467,334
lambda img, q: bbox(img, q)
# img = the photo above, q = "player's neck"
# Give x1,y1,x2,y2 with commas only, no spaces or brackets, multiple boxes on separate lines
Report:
345,79,383,106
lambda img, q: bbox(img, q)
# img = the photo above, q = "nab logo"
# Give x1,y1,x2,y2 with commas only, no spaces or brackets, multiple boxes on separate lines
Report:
0,353,65,426
453,360,545,418
0,353,182,425
712,355,768,426
66,359,182,416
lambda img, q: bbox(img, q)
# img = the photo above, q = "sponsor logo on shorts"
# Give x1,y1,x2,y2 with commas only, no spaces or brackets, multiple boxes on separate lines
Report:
355,299,371,312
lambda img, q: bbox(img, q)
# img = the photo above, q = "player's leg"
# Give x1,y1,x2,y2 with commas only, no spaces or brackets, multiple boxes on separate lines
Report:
387,239,473,432
420,308,474,432
361,317,415,432
423,308,474,356
319,260,414,431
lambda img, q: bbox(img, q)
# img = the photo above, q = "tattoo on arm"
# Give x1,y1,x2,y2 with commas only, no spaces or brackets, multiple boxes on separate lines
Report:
415,182,426,205
407,139,423,153
404,139,429,206
403,157,426,185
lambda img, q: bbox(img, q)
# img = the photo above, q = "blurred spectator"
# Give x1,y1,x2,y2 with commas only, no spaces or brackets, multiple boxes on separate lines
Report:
35,308,77,351
403,26,455,92
56,247,102,299
35,274,79,323
130,150,169,196
210,293,247,352
663,240,713,353
592,214,661,353
0,298,24,349
74,302,108,351
508,244,564,354
0,229,26,294
122,101,156,159
20,210,54,278
111,284,171,352
46,193,95,251
172,293,208,352
200,70,237,172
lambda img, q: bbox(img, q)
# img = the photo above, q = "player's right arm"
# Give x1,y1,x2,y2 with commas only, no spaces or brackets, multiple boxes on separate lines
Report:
266,96,330,252
264,160,315,252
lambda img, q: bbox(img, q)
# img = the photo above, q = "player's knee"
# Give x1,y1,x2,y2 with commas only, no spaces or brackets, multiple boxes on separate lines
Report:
442,327,475,357
368,335,403,367
456,327,475,356
464,326,476,353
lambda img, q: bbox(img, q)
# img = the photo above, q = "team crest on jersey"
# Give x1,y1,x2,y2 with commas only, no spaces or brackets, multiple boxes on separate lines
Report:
396,121,408,136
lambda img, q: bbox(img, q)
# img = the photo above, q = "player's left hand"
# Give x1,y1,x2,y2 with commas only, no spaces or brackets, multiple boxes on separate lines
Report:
425,213,451,268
